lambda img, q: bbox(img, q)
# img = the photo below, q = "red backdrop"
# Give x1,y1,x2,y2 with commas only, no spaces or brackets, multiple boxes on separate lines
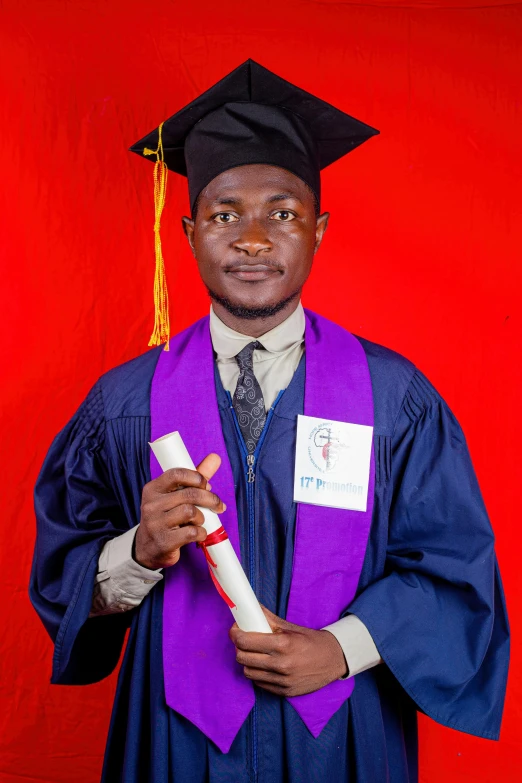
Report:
1,1,520,781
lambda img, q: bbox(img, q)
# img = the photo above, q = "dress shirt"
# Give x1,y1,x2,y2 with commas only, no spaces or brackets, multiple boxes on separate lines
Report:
209,302,306,412
89,302,382,678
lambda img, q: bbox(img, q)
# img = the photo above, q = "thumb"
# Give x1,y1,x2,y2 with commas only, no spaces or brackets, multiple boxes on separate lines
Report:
260,605,292,632
196,453,222,482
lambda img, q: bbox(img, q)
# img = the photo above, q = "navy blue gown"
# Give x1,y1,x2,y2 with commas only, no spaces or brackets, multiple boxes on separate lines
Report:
30,333,509,783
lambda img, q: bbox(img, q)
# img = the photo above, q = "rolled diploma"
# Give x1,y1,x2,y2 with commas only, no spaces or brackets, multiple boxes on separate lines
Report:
149,431,272,634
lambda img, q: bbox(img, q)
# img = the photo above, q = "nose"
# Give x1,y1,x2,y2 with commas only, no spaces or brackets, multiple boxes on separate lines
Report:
232,218,272,257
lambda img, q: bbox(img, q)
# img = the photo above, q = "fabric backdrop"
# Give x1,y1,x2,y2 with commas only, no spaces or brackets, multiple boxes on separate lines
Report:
0,1,520,781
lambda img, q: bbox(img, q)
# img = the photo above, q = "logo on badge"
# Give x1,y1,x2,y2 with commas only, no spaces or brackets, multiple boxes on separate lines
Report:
307,422,349,473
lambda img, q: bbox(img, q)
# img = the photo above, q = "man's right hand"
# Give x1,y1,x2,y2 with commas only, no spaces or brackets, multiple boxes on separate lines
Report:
134,453,225,570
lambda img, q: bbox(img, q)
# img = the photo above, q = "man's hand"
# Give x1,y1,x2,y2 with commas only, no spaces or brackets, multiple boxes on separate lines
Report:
229,606,348,697
134,453,225,570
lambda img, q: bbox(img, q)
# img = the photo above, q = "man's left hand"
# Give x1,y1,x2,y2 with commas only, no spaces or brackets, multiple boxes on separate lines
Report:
229,606,348,697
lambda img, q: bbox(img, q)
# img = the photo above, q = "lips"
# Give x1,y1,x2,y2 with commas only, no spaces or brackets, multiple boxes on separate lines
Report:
226,264,281,282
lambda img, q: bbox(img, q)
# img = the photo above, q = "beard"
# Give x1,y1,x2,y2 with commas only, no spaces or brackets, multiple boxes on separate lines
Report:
206,287,301,320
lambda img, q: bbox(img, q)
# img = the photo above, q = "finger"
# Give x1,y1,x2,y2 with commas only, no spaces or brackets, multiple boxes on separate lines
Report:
140,498,214,530
260,604,302,633
163,504,207,529
233,629,289,655
146,525,207,565
254,681,289,696
196,453,222,482
260,605,286,631
168,523,208,548
154,487,226,515
235,650,276,670
153,467,209,493
243,668,288,686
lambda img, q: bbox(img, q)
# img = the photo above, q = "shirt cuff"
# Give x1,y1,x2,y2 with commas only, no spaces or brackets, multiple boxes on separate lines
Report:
321,614,383,678
89,525,163,617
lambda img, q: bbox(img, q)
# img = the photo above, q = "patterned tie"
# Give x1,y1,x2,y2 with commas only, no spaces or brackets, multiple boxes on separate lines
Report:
232,341,266,454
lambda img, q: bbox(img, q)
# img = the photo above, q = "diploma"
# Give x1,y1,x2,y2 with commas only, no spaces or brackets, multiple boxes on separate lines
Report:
150,431,272,634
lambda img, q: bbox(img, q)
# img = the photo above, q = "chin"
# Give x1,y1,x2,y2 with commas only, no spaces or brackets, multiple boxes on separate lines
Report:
207,285,300,320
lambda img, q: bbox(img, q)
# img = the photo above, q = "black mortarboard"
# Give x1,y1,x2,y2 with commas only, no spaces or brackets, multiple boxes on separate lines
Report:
129,59,379,348
130,58,379,214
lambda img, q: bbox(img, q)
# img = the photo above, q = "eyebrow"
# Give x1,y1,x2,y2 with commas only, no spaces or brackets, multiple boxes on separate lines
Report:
209,192,304,208
267,193,304,205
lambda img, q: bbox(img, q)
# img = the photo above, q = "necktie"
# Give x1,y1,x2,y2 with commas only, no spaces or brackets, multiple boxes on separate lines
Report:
232,341,266,453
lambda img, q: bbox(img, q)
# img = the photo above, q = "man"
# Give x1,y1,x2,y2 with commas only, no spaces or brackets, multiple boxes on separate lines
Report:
30,60,509,783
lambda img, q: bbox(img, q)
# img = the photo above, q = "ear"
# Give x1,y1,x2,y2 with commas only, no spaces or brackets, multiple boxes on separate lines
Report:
314,211,329,253
181,215,196,257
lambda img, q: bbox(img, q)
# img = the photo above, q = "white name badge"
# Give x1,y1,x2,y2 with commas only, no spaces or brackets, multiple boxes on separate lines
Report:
293,415,373,512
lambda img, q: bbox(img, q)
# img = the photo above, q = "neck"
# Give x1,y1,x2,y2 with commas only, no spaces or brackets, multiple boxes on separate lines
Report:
210,297,301,338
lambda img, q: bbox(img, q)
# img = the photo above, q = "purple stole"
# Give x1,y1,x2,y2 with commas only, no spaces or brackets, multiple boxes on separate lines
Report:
150,309,375,753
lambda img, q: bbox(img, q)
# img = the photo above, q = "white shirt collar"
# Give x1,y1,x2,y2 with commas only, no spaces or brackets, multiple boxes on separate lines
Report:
209,301,305,360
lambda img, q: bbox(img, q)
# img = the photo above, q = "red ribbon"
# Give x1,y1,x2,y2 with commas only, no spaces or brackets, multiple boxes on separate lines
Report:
197,526,236,609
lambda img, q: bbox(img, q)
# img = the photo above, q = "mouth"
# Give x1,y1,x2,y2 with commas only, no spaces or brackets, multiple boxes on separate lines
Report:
225,264,282,282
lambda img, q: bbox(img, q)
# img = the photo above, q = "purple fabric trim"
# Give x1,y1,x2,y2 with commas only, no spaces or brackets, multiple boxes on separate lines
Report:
150,309,375,753
150,316,253,754
285,309,376,737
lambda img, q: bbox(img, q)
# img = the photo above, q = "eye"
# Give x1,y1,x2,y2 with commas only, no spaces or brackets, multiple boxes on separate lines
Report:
212,212,239,224
270,210,296,221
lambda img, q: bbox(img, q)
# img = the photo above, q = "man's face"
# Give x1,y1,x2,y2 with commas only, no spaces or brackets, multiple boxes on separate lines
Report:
182,164,329,316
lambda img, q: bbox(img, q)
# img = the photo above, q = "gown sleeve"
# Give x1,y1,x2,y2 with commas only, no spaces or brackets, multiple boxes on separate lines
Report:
29,380,133,685
348,370,510,740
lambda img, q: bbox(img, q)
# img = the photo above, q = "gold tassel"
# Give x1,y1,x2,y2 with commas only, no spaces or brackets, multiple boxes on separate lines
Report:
143,122,170,350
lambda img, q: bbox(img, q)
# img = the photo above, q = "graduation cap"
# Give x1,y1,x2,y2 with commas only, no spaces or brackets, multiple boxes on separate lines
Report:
130,59,379,348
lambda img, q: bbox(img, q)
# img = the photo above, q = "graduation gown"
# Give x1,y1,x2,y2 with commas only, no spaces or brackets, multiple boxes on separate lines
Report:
30,328,509,783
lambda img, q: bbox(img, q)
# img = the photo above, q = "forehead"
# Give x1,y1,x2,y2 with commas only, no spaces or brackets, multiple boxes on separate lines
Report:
199,164,311,202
